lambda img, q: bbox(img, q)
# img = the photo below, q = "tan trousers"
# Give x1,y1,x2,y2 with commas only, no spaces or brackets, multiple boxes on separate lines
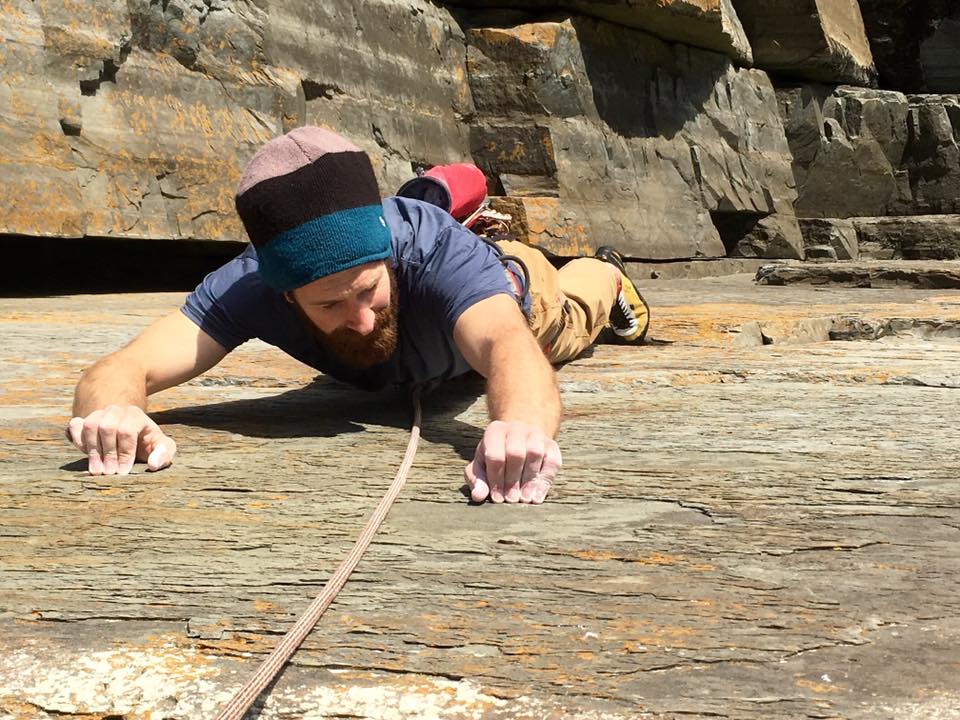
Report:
496,240,618,364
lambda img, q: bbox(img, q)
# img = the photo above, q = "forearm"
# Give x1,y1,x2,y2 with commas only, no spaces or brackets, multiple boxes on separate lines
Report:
485,331,561,436
72,354,148,417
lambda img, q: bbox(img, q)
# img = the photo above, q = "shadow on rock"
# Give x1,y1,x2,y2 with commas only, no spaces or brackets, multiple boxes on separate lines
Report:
151,373,488,462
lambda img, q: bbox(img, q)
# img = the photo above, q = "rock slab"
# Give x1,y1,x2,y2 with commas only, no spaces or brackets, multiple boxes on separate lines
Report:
467,18,803,259
452,0,753,63
854,215,960,260
756,260,960,289
2,279,960,717
0,0,473,242
733,0,876,86
799,218,859,260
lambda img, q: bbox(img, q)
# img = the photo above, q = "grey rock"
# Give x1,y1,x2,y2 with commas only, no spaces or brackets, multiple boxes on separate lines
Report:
468,18,803,259
853,215,960,261
799,218,859,260
265,1,474,192
6,282,960,718
732,0,876,86
778,86,960,218
805,245,839,261
902,95,960,215
756,260,960,289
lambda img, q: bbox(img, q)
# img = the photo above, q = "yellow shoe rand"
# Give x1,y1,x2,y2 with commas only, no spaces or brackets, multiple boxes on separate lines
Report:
612,271,650,343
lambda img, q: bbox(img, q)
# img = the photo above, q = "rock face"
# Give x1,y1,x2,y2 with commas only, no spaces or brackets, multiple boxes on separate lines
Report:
798,218,859,260
0,0,472,243
467,19,803,259
264,2,474,192
778,86,960,218
450,0,753,63
11,0,950,263
853,215,960,260
733,0,876,86
858,0,960,93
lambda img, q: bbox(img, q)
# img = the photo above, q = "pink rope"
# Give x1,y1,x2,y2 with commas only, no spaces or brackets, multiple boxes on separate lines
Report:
214,389,422,720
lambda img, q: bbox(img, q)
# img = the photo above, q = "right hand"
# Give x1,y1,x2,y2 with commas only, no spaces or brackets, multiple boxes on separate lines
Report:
67,406,177,475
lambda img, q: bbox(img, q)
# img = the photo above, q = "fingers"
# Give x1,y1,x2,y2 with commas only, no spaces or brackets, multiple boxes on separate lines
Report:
463,457,490,503
482,422,507,503
469,421,562,505
143,424,177,472
116,412,143,475
67,417,85,451
79,410,105,475
503,430,530,503
519,434,546,504
522,438,561,505
69,406,174,475
97,406,124,475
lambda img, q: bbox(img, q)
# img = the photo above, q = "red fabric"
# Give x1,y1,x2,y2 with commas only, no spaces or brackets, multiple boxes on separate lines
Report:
424,164,487,221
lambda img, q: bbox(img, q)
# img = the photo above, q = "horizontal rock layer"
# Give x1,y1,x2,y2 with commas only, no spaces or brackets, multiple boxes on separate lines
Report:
853,215,960,261
450,0,753,63
734,0,876,86
3,0,953,264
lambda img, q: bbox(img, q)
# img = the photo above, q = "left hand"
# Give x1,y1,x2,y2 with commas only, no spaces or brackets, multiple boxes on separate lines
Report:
464,420,562,504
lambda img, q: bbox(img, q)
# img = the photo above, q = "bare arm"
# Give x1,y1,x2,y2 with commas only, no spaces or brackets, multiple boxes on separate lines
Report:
73,310,227,415
453,293,562,504
69,310,229,475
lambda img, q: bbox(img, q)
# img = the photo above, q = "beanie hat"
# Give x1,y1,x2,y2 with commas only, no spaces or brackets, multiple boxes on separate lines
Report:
235,126,391,292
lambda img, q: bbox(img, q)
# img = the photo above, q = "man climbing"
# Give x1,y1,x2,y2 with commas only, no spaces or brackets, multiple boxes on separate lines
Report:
67,126,648,504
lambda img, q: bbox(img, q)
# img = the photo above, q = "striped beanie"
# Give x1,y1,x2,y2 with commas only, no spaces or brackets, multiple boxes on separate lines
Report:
235,126,392,292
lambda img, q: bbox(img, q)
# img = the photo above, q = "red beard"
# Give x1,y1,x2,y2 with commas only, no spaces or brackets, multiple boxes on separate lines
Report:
293,268,399,370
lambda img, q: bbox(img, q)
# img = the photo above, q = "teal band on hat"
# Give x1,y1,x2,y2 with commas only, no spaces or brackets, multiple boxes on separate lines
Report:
257,204,392,292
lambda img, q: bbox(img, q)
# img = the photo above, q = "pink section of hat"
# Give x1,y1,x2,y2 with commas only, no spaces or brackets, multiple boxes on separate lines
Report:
236,126,362,196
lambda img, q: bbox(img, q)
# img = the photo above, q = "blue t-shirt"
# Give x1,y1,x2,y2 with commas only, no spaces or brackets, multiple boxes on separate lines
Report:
182,197,524,390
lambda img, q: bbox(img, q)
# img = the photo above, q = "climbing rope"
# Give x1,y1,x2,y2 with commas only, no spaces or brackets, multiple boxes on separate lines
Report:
213,387,423,720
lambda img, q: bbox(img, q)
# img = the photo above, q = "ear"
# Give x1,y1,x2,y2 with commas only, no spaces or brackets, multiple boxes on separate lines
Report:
283,291,294,304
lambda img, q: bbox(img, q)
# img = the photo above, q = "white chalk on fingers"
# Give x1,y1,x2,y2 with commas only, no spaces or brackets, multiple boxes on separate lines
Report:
67,417,84,447
146,446,168,471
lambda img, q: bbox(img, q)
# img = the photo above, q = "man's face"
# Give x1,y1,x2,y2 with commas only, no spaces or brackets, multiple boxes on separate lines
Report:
289,261,398,369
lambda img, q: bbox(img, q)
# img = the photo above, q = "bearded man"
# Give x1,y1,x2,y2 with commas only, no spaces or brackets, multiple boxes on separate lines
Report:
68,127,648,504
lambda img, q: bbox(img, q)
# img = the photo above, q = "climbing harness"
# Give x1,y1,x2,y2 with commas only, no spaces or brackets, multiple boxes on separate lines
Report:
213,387,423,720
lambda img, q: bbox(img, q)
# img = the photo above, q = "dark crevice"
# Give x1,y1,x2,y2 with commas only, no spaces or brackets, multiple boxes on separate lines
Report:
302,79,346,101
59,119,82,136
710,210,767,256
79,39,131,96
0,234,245,296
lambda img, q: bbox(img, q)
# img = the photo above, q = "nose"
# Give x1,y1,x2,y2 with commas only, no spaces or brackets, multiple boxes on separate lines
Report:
343,303,377,335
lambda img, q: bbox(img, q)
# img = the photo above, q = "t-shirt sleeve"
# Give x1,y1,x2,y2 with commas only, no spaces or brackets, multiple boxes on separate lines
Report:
180,251,264,352
418,223,515,331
